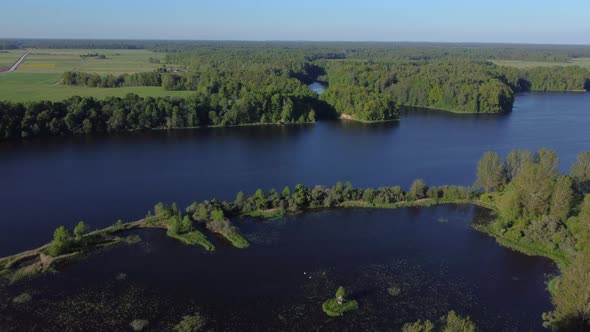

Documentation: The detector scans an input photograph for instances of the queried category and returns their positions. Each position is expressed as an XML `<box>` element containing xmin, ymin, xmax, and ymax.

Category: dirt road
<box><xmin>0</xmin><ymin>49</ymin><xmax>31</xmax><ymax>73</ymax></box>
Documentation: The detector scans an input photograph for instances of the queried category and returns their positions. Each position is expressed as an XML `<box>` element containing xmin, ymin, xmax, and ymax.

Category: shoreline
<box><xmin>0</xmin><ymin>196</ymin><xmax>565</xmax><ymax>285</ymax></box>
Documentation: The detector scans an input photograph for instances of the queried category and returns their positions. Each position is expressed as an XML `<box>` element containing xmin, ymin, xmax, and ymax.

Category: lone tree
<box><xmin>254</xmin><ymin>188</ymin><xmax>267</xmax><ymax>210</ymax></box>
<box><xmin>48</xmin><ymin>226</ymin><xmax>73</xmax><ymax>256</ymax></box>
<box><xmin>73</xmin><ymin>221</ymin><xmax>90</xmax><ymax>240</ymax></box>
<box><xmin>476</xmin><ymin>151</ymin><xmax>504</xmax><ymax>192</ymax></box>
<box><xmin>409</xmin><ymin>179</ymin><xmax>428</xmax><ymax>200</ymax></box>
<box><xmin>513</xmin><ymin>161</ymin><xmax>553</xmax><ymax>217</ymax></box>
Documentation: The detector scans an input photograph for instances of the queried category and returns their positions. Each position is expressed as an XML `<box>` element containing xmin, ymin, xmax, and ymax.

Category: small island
<box><xmin>322</xmin><ymin>286</ymin><xmax>359</xmax><ymax>317</ymax></box>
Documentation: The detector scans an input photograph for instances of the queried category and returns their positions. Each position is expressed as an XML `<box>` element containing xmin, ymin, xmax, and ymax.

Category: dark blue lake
<box><xmin>0</xmin><ymin>92</ymin><xmax>588</xmax><ymax>330</ymax></box>
<box><xmin>1</xmin><ymin>92</ymin><xmax>588</xmax><ymax>255</ymax></box>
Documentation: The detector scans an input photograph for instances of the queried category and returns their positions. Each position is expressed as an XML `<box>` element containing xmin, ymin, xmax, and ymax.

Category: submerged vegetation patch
<box><xmin>12</xmin><ymin>293</ymin><xmax>32</xmax><ymax>304</ymax></box>
<box><xmin>130</xmin><ymin>319</ymin><xmax>149</xmax><ymax>331</ymax></box>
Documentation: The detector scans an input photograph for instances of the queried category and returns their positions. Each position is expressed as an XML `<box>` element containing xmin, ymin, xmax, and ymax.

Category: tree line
<box><xmin>498</xmin><ymin>65</ymin><xmax>590</xmax><ymax>92</ymax></box>
<box><xmin>5</xmin><ymin>39</ymin><xmax>590</xmax><ymax>62</ymax></box>
<box><xmin>474</xmin><ymin>148</ymin><xmax>590</xmax><ymax>331</ymax></box>
<box><xmin>0</xmin><ymin>93</ymin><xmax>318</xmax><ymax>140</ymax></box>
<box><xmin>61</xmin><ymin>71</ymin><xmax>162</xmax><ymax>88</ymax></box>
<box><xmin>321</xmin><ymin>59</ymin><xmax>589</xmax><ymax>118</ymax></box>
<box><xmin>2</xmin><ymin>43</ymin><xmax>590</xmax><ymax>139</ymax></box>
<box><xmin>321</xmin><ymin>60</ymin><xmax>515</xmax><ymax>115</ymax></box>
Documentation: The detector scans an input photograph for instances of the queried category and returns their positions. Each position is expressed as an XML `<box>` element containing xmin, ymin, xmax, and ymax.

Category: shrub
<box><xmin>130</xmin><ymin>319</ymin><xmax>149</xmax><ymax>331</ymax></box>
<box><xmin>174</xmin><ymin>313</ymin><xmax>206</xmax><ymax>332</ymax></box>
<box><xmin>73</xmin><ymin>221</ymin><xmax>90</xmax><ymax>240</ymax></box>
<box><xmin>441</xmin><ymin>311</ymin><xmax>476</xmax><ymax>332</ymax></box>
<box><xmin>387</xmin><ymin>286</ymin><xmax>401</xmax><ymax>296</ymax></box>
<box><xmin>12</xmin><ymin>293</ymin><xmax>32</xmax><ymax>304</ymax></box>
<box><xmin>402</xmin><ymin>320</ymin><xmax>435</xmax><ymax>332</ymax></box>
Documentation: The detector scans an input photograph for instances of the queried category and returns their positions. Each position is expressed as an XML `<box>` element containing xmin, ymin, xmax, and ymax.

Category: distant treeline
<box><xmin>58</xmin><ymin>44</ymin><xmax>589</xmax><ymax>121</ymax></box>
<box><xmin>0</xmin><ymin>93</ymin><xmax>318</xmax><ymax>140</ymax></box>
<box><xmin>0</xmin><ymin>39</ymin><xmax>158</xmax><ymax>50</ymax></box>
<box><xmin>499</xmin><ymin>65</ymin><xmax>590</xmax><ymax>92</ymax></box>
<box><xmin>5</xmin><ymin>39</ymin><xmax>590</xmax><ymax>61</ymax></box>
<box><xmin>61</xmin><ymin>71</ymin><xmax>162</xmax><ymax>88</ymax></box>
<box><xmin>321</xmin><ymin>60</ymin><xmax>515</xmax><ymax>114</ymax></box>
<box><xmin>155</xmin><ymin>41</ymin><xmax>590</xmax><ymax>62</ymax></box>
<box><xmin>321</xmin><ymin>60</ymin><xmax>589</xmax><ymax>115</ymax></box>
<box><xmin>3</xmin><ymin>43</ymin><xmax>590</xmax><ymax>137</ymax></box>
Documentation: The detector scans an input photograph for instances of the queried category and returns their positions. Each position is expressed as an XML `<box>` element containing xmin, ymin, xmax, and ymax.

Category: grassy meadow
<box><xmin>493</xmin><ymin>57</ymin><xmax>590</xmax><ymax>70</ymax></box>
<box><xmin>0</xmin><ymin>49</ymin><xmax>191</xmax><ymax>102</ymax></box>
<box><xmin>0</xmin><ymin>50</ymin><xmax>26</xmax><ymax>69</ymax></box>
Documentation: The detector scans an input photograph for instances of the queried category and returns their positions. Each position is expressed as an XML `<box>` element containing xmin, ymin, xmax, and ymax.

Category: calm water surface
<box><xmin>0</xmin><ymin>92</ymin><xmax>589</xmax><ymax>255</ymax></box>
<box><xmin>1</xmin><ymin>91</ymin><xmax>585</xmax><ymax>330</ymax></box>
<box><xmin>0</xmin><ymin>206</ymin><xmax>555</xmax><ymax>331</ymax></box>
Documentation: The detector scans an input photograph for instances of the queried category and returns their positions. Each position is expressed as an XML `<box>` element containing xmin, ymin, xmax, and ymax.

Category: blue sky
<box><xmin>1</xmin><ymin>0</ymin><xmax>589</xmax><ymax>44</ymax></box>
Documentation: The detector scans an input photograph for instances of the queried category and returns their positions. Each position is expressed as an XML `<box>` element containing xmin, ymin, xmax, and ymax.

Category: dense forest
<box><xmin>65</xmin><ymin>44</ymin><xmax>590</xmax><ymax>116</ymax></box>
<box><xmin>1</xmin><ymin>41</ymin><xmax>590</xmax><ymax>139</ymax></box>
<box><xmin>321</xmin><ymin>60</ymin><xmax>515</xmax><ymax>114</ymax></box>
<box><xmin>0</xmin><ymin>93</ymin><xmax>317</xmax><ymax>139</ymax></box>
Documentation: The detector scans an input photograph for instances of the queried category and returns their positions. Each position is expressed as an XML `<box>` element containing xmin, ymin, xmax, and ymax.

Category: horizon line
<box><xmin>1</xmin><ymin>37</ymin><xmax>590</xmax><ymax>47</ymax></box>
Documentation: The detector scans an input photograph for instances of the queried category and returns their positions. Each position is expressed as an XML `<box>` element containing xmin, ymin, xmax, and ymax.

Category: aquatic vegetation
<box><xmin>440</xmin><ymin>311</ymin><xmax>477</xmax><ymax>332</ymax></box>
<box><xmin>402</xmin><ymin>319</ymin><xmax>435</xmax><ymax>332</ymax></box>
<box><xmin>166</xmin><ymin>229</ymin><xmax>215</xmax><ymax>251</ymax></box>
<box><xmin>174</xmin><ymin>313</ymin><xmax>206</xmax><ymax>332</ymax></box>
<box><xmin>12</xmin><ymin>292</ymin><xmax>32</xmax><ymax>304</ymax></box>
<box><xmin>402</xmin><ymin>311</ymin><xmax>477</xmax><ymax>332</ymax></box>
<box><xmin>387</xmin><ymin>286</ymin><xmax>401</xmax><ymax>297</ymax></box>
<box><xmin>205</xmin><ymin>218</ymin><xmax>249</xmax><ymax>249</ymax></box>
<box><xmin>322</xmin><ymin>286</ymin><xmax>359</xmax><ymax>317</ymax></box>
<box><xmin>242</xmin><ymin>207</ymin><xmax>286</xmax><ymax>220</ymax></box>
<box><xmin>130</xmin><ymin>319</ymin><xmax>149</xmax><ymax>331</ymax></box>
<box><xmin>0</xmin><ymin>222</ymin><xmax>144</xmax><ymax>284</ymax></box>
<box><xmin>124</xmin><ymin>235</ymin><xmax>142</xmax><ymax>244</ymax></box>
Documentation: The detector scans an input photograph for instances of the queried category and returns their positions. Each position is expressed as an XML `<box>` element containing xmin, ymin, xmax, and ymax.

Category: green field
<box><xmin>493</xmin><ymin>57</ymin><xmax>590</xmax><ymax>70</ymax></box>
<box><xmin>0</xmin><ymin>49</ymin><xmax>191</xmax><ymax>102</ymax></box>
<box><xmin>0</xmin><ymin>50</ymin><xmax>26</xmax><ymax>69</ymax></box>
<box><xmin>18</xmin><ymin>49</ymin><xmax>165</xmax><ymax>74</ymax></box>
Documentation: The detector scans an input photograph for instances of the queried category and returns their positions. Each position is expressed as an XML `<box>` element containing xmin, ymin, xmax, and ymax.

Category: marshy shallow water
<box><xmin>0</xmin><ymin>205</ymin><xmax>555</xmax><ymax>331</ymax></box>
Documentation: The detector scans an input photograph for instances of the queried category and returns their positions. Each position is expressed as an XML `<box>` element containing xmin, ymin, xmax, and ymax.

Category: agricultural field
<box><xmin>0</xmin><ymin>49</ymin><xmax>191</xmax><ymax>102</ymax></box>
<box><xmin>492</xmin><ymin>57</ymin><xmax>590</xmax><ymax>70</ymax></box>
<box><xmin>0</xmin><ymin>50</ymin><xmax>26</xmax><ymax>70</ymax></box>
